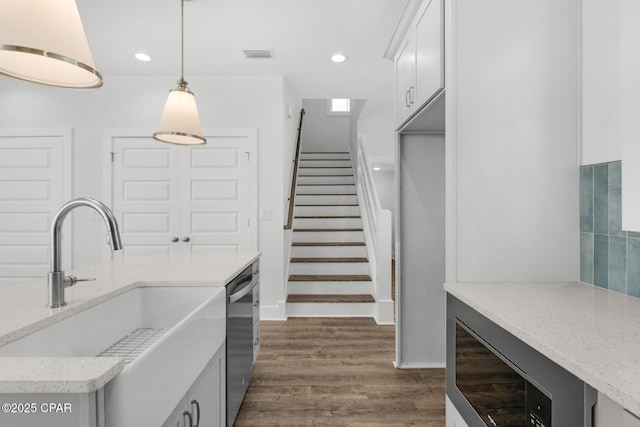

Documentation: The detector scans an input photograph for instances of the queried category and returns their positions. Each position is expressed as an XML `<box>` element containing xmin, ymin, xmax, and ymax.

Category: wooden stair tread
<box><xmin>296</xmin><ymin>193</ymin><xmax>357</xmax><ymax>196</ymax></box>
<box><xmin>297</xmin><ymin>184</ymin><xmax>355</xmax><ymax>187</ymax></box>
<box><xmin>301</xmin><ymin>151</ymin><xmax>349</xmax><ymax>154</ymax></box>
<box><xmin>299</xmin><ymin>166</ymin><xmax>352</xmax><ymax>169</ymax></box>
<box><xmin>290</xmin><ymin>257</ymin><xmax>368</xmax><ymax>263</ymax></box>
<box><xmin>298</xmin><ymin>175</ymin><xmax>354</xmax><ymax>177</ymax></box>
<box><xmin>292</xmin><ymin>242</ymin><xmax>365</xmax><ymax>246</ymax></box>
<box><xmin>295</xmin><ymin>215</ymin><xmax>361</xmax><ymax>218</ymax></box>
<box><xmin>288</xmin><ymin>274</ymin><xmax>372</xmax><ymax>281</ymax></box>
<box><xmin>287</xmin><ymin>294</ymin><xmax>375</xmax><ymax>303</ymax></box>
<box><xmin>293</xmin><ymin>228</ymin><xmax>362</xmax><ymax>232</ymax></box>
<box><xmin>300</xmin><ymin>159</ymin><xmax>351</xmax><ymax>161</ymax></box>
<box><xmin>295</xmin><ymin>204</ymin><xmax>358</xmax><ymax>207</ymax></box>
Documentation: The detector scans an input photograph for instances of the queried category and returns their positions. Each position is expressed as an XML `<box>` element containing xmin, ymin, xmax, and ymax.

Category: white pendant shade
<box><xmin>0</xmin><ymin>0</ymin><xmax>102</xmax><ymax>88</ymax></box>
<box><xmin>153</xmin><ymin>88</ymin><xmax>206</xmax><ymax>145</ymax></box>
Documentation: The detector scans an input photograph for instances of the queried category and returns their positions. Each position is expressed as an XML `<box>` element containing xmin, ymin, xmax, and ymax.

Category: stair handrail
<box><xmin>284</xmin><ymin>108</ymin><xmax>305</xmax><ymax>230</ymax></box>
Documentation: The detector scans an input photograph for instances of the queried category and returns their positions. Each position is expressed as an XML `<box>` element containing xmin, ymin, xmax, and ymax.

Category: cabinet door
<box><xmin>620</xmin><ymin>0</ymin><xmax>640</xmax><ymax>231</ymax></box>
<box><xmin>161</xmin><ymin>396</ymin><xmax>188</xmax><ymax>427</ymax></box>
<box><xmin>445</xmin><ymin>396</ymin><xmax>469</xmax><ymax>427</ymax></box>
<box><xmin>190</xmin><ymin>348</ymin><xmax>225</xmax><ymax>427</ymax></box>
<box><xmin>415</xmin><ymin>0</ymin><xmax>444</xmax><ymax>107</ymax></box>
<box><xmin>396</xmin><ymin>32</ymin><xmax>417</xmax><ymax>124</ymax></box>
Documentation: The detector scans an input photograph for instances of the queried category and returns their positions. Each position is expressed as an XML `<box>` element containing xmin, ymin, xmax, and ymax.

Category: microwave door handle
<box><xmin>229</xmin><ymin>278</ymin><xmax>258</xmax><ymax>303</ymax></box>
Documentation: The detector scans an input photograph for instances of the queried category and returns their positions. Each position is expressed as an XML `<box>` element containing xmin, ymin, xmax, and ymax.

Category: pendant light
<box><xmin>0</xmin><ymin>0</ymin><xmax>102</xmax><ymax>88</ymax></box>
<box><xmin>153</xmin><ymin>0</ymin><xmax>206</xmax><ymax>145</ymax></box>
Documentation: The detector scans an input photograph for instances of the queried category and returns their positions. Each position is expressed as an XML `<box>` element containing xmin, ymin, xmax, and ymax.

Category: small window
<box><xmin>328</xmin><ymin>98</ymin><xmax>350</xmax><ymax>115</ymax></box>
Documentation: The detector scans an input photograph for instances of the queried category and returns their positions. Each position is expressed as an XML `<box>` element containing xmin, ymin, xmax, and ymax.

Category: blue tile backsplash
<box><xmin>580</xmin><ymin>161</ymin><xmax>640</xmax><ymax>297</ymax></box>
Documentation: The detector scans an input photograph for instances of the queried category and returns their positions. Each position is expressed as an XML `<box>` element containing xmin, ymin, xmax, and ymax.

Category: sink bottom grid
<box><xmin>98</xmin><ymin>327</ymin><xmax>169</xmax><ymax>364</ymax></box>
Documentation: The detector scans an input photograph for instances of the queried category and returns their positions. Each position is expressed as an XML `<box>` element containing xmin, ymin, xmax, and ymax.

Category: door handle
<box><xmin>182</xmin><ymin>237</ymin><xmax>190</xmax><ymax>242</ymax></box>
<box><xmin>183</xmin><ymin>410</ymin><xmax>193</xmax><ymax>427</ymax></box>
<box><xmin>171</xmin><ymin>236</ymin><xmax>179</xmax><ymax>242</ymax></box>
<box><xmin>190</xmin><ymin>400</ymin><xmax>200</xmax><ymax>427</ymax></box>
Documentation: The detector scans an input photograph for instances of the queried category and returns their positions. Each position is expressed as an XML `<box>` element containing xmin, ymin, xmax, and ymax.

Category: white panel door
<box><xmin>111</xmin><ymin>137</ymin><xmax>182</xmax><ymax>258</ymax></box>
<box><xmin>0</xmin><ymin>131</ymin><xmax>71</xmax><ymax>285</ymax></box>
<box><xmin>107</xmin><ymin>129</ymin><xmax>257</xmax><ymax>258</ymax></box>
<box><xmin>184</xmin><ymin>136</ymin><xmax>254</xmax><ymax>253</ymax></box>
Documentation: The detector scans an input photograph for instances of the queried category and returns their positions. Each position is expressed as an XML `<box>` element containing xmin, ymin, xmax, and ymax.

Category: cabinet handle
<box><xmin>183</xmin><ymin>410</ymin><xmax>193</xmax><ymax>427</ymax></box>
<box><xmin>190</xmin><ymin>400</ymin><xmax>201</xmax><ymax>427</ymax></box>
<box><xmin>405</xmin><ymin>90</ymin><xmax>411</xmax><ymax>107</ymax></box>
<box><xmin>182</xmin><ymin>237</ymin><xmax>190</xmax><ymax>242</ymax></box>
<box><xmin>409</xmin><ymin>86</ymin><xmax>415</xmax><ymax>104</ymax></box>
<box><xmin>171</xmin><ymin>236</ymin><xmax>179</xmax><ymax>243</ymax></box>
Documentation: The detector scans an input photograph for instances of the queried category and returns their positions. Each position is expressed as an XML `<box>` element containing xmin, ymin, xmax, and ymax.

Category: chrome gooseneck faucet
<box><xmin>48</xmin><ymin>198</ymin><xmax>123</xmax><ymax>308</ymax></box>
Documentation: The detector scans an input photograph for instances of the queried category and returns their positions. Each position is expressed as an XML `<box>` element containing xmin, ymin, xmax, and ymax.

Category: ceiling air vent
<box><xmin>243</xmin><ymin>49</ymin><xmax>274</xmax><ymax>59</ymax></box>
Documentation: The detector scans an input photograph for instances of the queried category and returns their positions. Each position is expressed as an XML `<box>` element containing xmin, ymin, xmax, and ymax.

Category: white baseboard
<box><xmin>374</xmin><ymin>299</ymin><xmax>395</xmax><ymax>325</ymax></box>
<box><xmin>395</xmin><ymin>362</ymin><xmax>446</xmax><ymax>369</ymax></box>
<box><xmin>259</xmin><ymin>301</ymin><xmax>287</xmax><ymax>320</ymax></box>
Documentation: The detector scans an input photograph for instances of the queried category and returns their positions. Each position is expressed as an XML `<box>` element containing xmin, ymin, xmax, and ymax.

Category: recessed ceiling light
<box><xmin>134</xmin><ymin>53</ymin><xmax>152</xmax><ymax>62</ymax></box>
<box><xmin>373</xmin><ymin>166</ymin><xmax>381</xmax><ymax>171</ymax></box>
<box><xmin>331</xmin><ymin>53</ymin><xmax>347</xmax><ymax>63</ymax></box>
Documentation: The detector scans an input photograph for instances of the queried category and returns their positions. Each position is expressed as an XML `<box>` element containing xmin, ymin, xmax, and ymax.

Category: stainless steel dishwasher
<box><xmin>226</xmin><ymin>261</ymin><xmax>259</xmax><ymax>427</ymax></box>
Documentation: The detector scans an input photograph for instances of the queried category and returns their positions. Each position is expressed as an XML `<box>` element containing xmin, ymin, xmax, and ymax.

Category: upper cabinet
<box><xmin>583</xmin><ymin>0</ymin><xmax>640</xmax><ymax>231</ymax></box>
<box><xmin>620</xmin><ymin>0</ymin><xmax>640</xmax><ymax>231</ymax></box>
<box><xmin>393</xmin><ymin>0</ymin><xmax>444</xmax><ymax>126</ymax></box>
<box><xmin>415</xmin><ymin>0</ymin><xmax>444</xmax><ymax>107</ymax></box>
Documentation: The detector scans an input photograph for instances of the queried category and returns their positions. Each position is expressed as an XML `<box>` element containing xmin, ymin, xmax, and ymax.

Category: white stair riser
<box><xmin>286</xmin><ymin>302</ymin><xmax>375</xmax><ymax>318</ymax></box>
<box><xmin>293</xmin><ymin>217</ymin><xmax>362</xmax><ymax>228</ymax></box>
<box><xmin>296</xmin><ymin>184</ymin><xmax>356</xmax><ymax>195</ymax></box>
<box><xmin>298</xmin><ymin>167</ymin><xmax>352</xmax><ymax>176</ymax></box>
<box><xmin>291</xmin><ymin>245</ymin><xmax>367</xmax><ymax>258</ymax></box>
<box><xmin>298</xmin><ymin>160</ymin><xmax>352</xmax><ymax>168</ymax></box>
<box><xmin>297</xmin><ymin>176</ymin><xmax>354</xmax><ymax>185</ymax></box>
<box><xmin>294</xmin><ymin>205</ymin><xmax>361</xmax><ymax>216</ymax></box>
<box><xmin>289</xmin><ymin>262</ymin><xmax>371</xmax><ymax>275</ymax></box>
<box><xmin>287</xmin><ymin>281</ymin><xmax>373</xmax><ymax>295</ymax></box>
<box><xmin>300</xmin><ymin>153</ymin><xmax>350</xmax><ymax>160</ymax></box>
<box><xmin>296</xmin><ymin>194</ymin><xmax>357</xmax><ymax>205</ymax></box>
<box><xmin>293</xmin><ymin>231</ymin><xmax>364</xmax><ymax>242</ymax></box>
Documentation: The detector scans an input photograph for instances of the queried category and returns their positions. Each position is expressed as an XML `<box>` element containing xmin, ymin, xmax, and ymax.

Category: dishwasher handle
<box><xmin>229</xmin><ymin>277</ymin><xmax>258</xmax><ymax>303</ymax></box>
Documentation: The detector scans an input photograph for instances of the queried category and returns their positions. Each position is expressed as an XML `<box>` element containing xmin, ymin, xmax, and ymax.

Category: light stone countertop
<box><xmin>444</xmin><ymin>281</ymin><xmax>640</xmax><ymax>418</ymax></box>
<box><xmin>0</xmin><ymin>251</ymin><xmax>260</xmax><ymax>394</ymax></box>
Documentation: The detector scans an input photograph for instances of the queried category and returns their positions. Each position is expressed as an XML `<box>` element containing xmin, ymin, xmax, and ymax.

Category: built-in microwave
<box><xmin>455</xmin><ymin>321</ymin><xmax>551</xmax><ymax>427</ymax></box>
<box><xmin>446</xmin><ymin>293</ymin><xmax>597</xmax><ymax>427</ymax></box>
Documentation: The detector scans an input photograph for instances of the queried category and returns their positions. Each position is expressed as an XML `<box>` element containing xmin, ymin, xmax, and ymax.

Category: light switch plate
<box><xmin>260</xmin><ymin>208</ymin><xmax>272</xmax><ymax>221</ymax></box>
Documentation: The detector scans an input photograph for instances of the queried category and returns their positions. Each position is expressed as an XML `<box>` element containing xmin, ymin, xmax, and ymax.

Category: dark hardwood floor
<box><xmin>234</xmin><ymin>317</ymin><xmax>446</xmax><ymax>426</ymax></box>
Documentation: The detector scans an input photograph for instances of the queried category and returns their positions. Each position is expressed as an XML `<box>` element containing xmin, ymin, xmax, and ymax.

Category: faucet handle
<box><xmin>64</xmin><ymin>275</ymin><xmax>96</xmax><ymax>288</ymax></box>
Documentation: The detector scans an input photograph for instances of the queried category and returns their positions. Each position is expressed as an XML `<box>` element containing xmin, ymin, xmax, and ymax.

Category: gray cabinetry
<box><xmin>162</xmin><ymin>344</ymin><xmax>226</xmax><ymax>427</ymax></box>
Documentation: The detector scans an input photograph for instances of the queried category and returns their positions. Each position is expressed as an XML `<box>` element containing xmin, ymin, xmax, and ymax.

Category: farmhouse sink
<box><xmin>0</xmin><ymin>285</ymin><xmax>226</xmax><ymax>427</ymax></box>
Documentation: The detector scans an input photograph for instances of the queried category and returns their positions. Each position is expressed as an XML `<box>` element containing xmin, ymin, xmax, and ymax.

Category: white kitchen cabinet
<box><xmin>395</xmin><ymin>0</ymin><xmax>444</xmax><ymax>126</ymax></box>
<box><xmin>595</xmin><ymin>392</ymin><xmax>640</xmax><ymax>427</ymax></box>
<box><xmin>445</xmin><ymin>395</ymin><xmax>469</xmax><ymax>427</ymax></box>
<box><xmin>620</xmin><ymin>0</ymin><xmax>640</xmax><ymax>231</ymax></box>
<box><xmin>163</xmin><ymin>345</ymin><xmax>226</xmax><ymax>427</ymax></box>
<box><xmin>415</xmin><ymin>0</ymin><xmax>444</xmax><ymax>107</ymax></box>
<box><xmin>582</xmin><ymin>0</ymin><xmax>640</xmax><ymax>230</ymax></box>
<box><xmin>396</xmin><ymin>32</ymin><xmax>417</xmax><ymax>124</ymax></box>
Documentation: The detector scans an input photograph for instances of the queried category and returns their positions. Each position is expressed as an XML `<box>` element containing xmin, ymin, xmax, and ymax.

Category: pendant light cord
<box><xmin>181</xmin><ymin>0</ymin><xmax>184</xmax><ymax>82</ymax></box>
<box><xmin>178</xmin><ymin>0</ymin><xmax>187</xmax><ymax>89</ymax></box>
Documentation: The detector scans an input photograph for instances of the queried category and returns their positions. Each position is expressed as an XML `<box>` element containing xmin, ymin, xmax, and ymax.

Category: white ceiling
<box><xmin>77</xmin><ymin>0</ymin><xmax>407</xmax><ymax>99</ymax></box>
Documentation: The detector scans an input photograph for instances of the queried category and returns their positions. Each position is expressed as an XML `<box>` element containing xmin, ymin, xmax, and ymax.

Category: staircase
<box><xmin>286</xmin><ymin>151</ymin><xmax>375</xmax><ymax>317</ymax></box>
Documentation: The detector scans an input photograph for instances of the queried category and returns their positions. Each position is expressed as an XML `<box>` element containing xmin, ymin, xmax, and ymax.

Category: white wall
<box><xmin>397</xmin><ymin>134</ymin><xmax>445</xmax><ymax>366</ymax></box>
<box><xmin>301</xmin><ymin>99</ymin><xmax>350</xmax><ymax>152</ymax></box>
<box><xmin>448</xmin><ymin>0</ymin><xmax>580</xmax><ymax>282</ymax></box>
<box><xmin>0</xmin><ymin>74</ymin><xmax>288</xmax><ymax>319</ymax></box>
